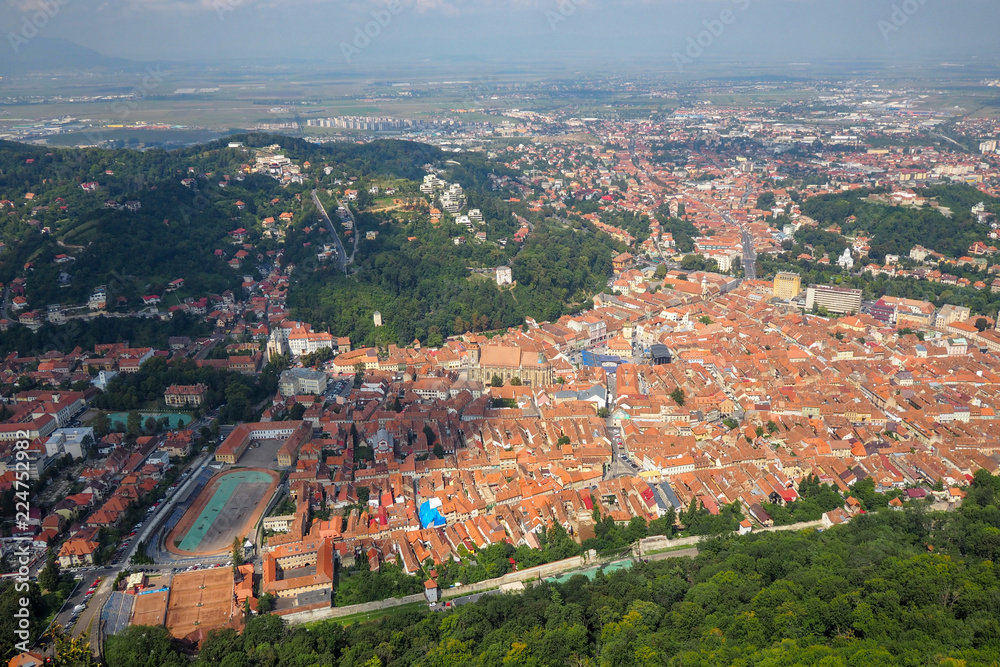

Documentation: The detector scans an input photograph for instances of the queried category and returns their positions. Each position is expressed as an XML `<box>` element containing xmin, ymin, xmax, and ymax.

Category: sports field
<box><xmin>106</xmin><ymin>412</ymin><xmax>193</xmax><ymax>429</ymax></box>
<box><xmin>164</xmin><ymin>569</ymin><xmax>235</xmax><ymax>638</ymax></box>
<box><xmin>130</xmin><ymin>589</ymin><xmax>169</xmax><ymax>627</ymax></box>
<box><xmin>167</xmin><ymin>469</ymin><xmax>279</xmax><ymax>557</ymax></box>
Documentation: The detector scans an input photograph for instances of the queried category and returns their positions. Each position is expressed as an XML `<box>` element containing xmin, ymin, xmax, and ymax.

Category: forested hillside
<box><xmin>801</xmin><ymin>185</ymin><xmax>1000</xmax><ymax>261</ymax></box>
<box><xmin>0</xmin><ymin>136</ymin><xmax>442</xmax><ymax>308</ymax></box>
<box><xmin>285</xmin><ymin>211</ymin><xmax>622</xmax><ymax>347</ymax></box>
<box><xmin>101</xmin><ymin>471</ymin><xmax>1000</xmax><ymax>667</ymax></box>
<box><xmin>0</xmin><ymin>133</ymin><xmax>626</xmax><ymax>350</ymax></box>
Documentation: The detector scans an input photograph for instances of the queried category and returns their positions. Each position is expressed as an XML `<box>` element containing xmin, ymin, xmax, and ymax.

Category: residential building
<box><xmin>163</xmin><ymin>384</ymin><xmax>208</xmax><ymax>408</ymax></box>
<box><xmin>279</xmin><ymin>368</ymin><xmax>328</xmax><ymax>397</ymax></box>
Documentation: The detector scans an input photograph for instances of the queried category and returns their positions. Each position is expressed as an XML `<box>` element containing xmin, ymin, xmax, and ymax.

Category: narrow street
<box><xmin>741</xmin><ymin>227</ymin><xmax>758</xmax><ymax>281</ymax></box>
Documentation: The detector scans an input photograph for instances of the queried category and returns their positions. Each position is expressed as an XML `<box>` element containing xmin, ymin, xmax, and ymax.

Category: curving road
<box><xmin>59</xmin><ymin>434</ymin><xmax>220</xmax><ymax>652</ymax></box>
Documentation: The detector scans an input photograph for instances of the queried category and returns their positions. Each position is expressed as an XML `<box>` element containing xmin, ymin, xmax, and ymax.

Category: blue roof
<box><xmin>581</xmin><ymin>350</ymin><xmax>627</xmax><ymax>368</ymax></box>
<box><xmin>418</xmin><ymin>500</ymin><xmax>446</xmax><ymax>528</ymax></box>
<box><xmin>659</xmin><ymin>482</ymin><xmax>682</xmax><ymax>509</ymax></box>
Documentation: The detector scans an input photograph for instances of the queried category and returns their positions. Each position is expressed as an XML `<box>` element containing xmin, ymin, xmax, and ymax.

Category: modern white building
<box><xmin>44</xmin><ymin>427</ymin><xmax>94</xmax><ymax>460</ymax></box>
<box><xmin>805</xmin><ymin>284</ymin><xmax>862</xmax><ymax>315</ymax></box>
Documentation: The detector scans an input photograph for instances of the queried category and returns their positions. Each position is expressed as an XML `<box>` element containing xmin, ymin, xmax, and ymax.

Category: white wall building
<box><xmin>496</xmin><ymin>266</ymin><xmax>513</xmax><ymax>286</ymax></box>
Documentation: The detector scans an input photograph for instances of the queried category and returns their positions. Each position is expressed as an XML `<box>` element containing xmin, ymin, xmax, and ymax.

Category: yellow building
<box><xmin>772</xmin><ymin>272</ymin><xmax>802</xmax><ymax>300</ymax></box>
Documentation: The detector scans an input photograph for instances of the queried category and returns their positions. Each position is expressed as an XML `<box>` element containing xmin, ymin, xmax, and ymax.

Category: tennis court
<box><xmin>164</xmin><ymin>569</ymin><xmax>234</xmax><ymax>638</ymax></box>
<box><xmin>167</xmin><ymin>468</ymin><xmax>279</xmax><ymax>556</ymax></box>
<box><xmin>130</xmin><ymin>589</ymin><xmax>169</xmax><ymax>627</ymax></box>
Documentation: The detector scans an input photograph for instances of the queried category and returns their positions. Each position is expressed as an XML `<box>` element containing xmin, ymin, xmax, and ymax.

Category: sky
<box><xmin>2</xmin><ymin>0</ymin><xmax>1000</xmax><ymax>71</ymax></box>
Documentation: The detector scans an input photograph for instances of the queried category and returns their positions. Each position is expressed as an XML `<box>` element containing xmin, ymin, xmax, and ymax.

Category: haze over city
<box><xmin>2</xmin><ymin>0</ymin><xmax>1000</xmax><ymax>67</ymax></box>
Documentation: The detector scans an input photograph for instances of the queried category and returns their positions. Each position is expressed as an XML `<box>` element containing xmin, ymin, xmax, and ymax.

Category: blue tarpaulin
<box><xmin>419</xmin><ymin>500</ymin><xmax>446</xmax><ymax>528</ymax></box>
<box><xmin>581</xmin><ymin>350</ymin><xmax>626</xmax><ymax>371</ymax></box>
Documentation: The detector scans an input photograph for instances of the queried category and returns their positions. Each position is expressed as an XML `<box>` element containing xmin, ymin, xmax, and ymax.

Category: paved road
<box><xmin>71</xmin><ymin>568</ymin><xmax>116</xmax><ymax>646</ymax></box>
<box><xmin>62</xmin><ymin>443</ymin><xmax>217</xmax><ymax>646</ymax></box>
<box><xmin>606</xmin><ymin>428</ymin><xmax>641</xmax><ymax>480</ymax></box>
<box><xmin>442</xmin><ymin>589</ymin><xmax>501</xmax><ymax>609</ymax></box>
<box><xmin>194</xmin><ymin>335</ymin><xmax>224</xmax><ymax>361</ymax></box>
<box><xmin>741</xmin><ymin>227</ymin><xmax>758</xmax><ymax>280</ymax></box>
<box><xmin>647</xmin><ymin>546</ymin><xmax>699</xmax><ymax>562</ymax></box>
<box><xmin>738</xmin><ymin>182</ymin><xmax>757</xmax><ymax>279</ymax></box>
<box><xmin>311</xmin><ymin>189</ymin><xmax>348</xmax><ymax>273</ymax></box>
<box><xmin>931</xmin><ymin>132</ymin><xmax>967</xmax><ymax>151</ymax></box>
<box><xmin>125</xmin><ymin>450</ymin><xmax>214</xmax><ymax>565</ymax></box>
<box><xmin>694</xmin><ymin>152</ymin><xmax>756</xmax><ymax>281</ymax></box>
<box><xmin>49</xmin><ymin>573</ymin><xmax>88</xmax><ymax>634</ymax></box>
<box><xmin>339</xmin><ymin>198</ymin><xmax>360</xmax><ymax>264</ymax></box>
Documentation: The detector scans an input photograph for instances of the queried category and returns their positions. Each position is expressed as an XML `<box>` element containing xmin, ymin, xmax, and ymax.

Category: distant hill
<box><xmin>0</xmin><ymin>37</ymin><xmax>138</xmax><ymax>74</ymax></box>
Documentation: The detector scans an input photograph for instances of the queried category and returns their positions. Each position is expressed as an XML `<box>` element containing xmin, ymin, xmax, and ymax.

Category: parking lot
<box><xmin>324</xmin><ymin>378</ymin><xmax>351</xmax><ymax>401</ymax></box>
<box><xmin>234</xmin><ymin>438</ymin><xmax>286</xmax><ymax>468</ymax></box>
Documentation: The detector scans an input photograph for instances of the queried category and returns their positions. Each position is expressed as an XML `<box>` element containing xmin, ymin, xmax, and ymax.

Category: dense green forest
<box><xmin>511</xmin><ymin>221</ymin><xmax>621</xmax><ymax>322</ymax></box>
<box><xmin>287</xmin><ymin>213</ymin><xmax>622</xmax><ymax>347</ymax></box>
<box><xmin>97</xmin><ymin>470</ymin><xmax>1000</xmax><ymax>667</ymax></box>
<box><xmin>332</xmin><ymin>500</ymin><xmax>755</xmax><ymax>610</ymax></box>
<box><xmin>0</xmin><ymin>135</ymin><xmax>442</xmax><ymax>309</ymax></box>
<box><xmin>599</xmin><ymin>211</ymin><xmax>651</xmax><ymax>244</ymax></box>
<box><xmin>0</xmin><ymin>313</ymin><xmax>209</xmax><ymax>357</ymax></box>
<box><xmin>90</xmin><ymin>354</ymin><xmax>282</xmax><ymax>424</ymax></box>
<box><xmin>792</xmin><ymin>226</ymin><xmax>849</xmax><ymax>259</ymax></box>
<box><xmin>801</xmin><ymin>185</ymin><xmax>999</xmax><ymax>261</ymax></box>
<box><xmin>654</xmin><ymin>207</ymin><xmax>701</xmax><ymax>253</ymax></box>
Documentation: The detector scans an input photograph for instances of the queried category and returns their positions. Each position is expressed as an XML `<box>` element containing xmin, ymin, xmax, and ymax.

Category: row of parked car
<box><xmin>65</xmin><ymin>576</ymin><xmax>103</xmax><ymax>629</ymax></box>
<box><xmin>115</xmin><ymin>468</ymin><xmax>194</xmax><ymax>563</ymax></box>
<box><xmin>611</xmin><ymin>431</ymin><xmax>641</xmax><ymax>471</ymax></box>
<box><xmin>150</xmin><ymin>560</ymin><xmax>234</xmax><ymax>575</ymax></box>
